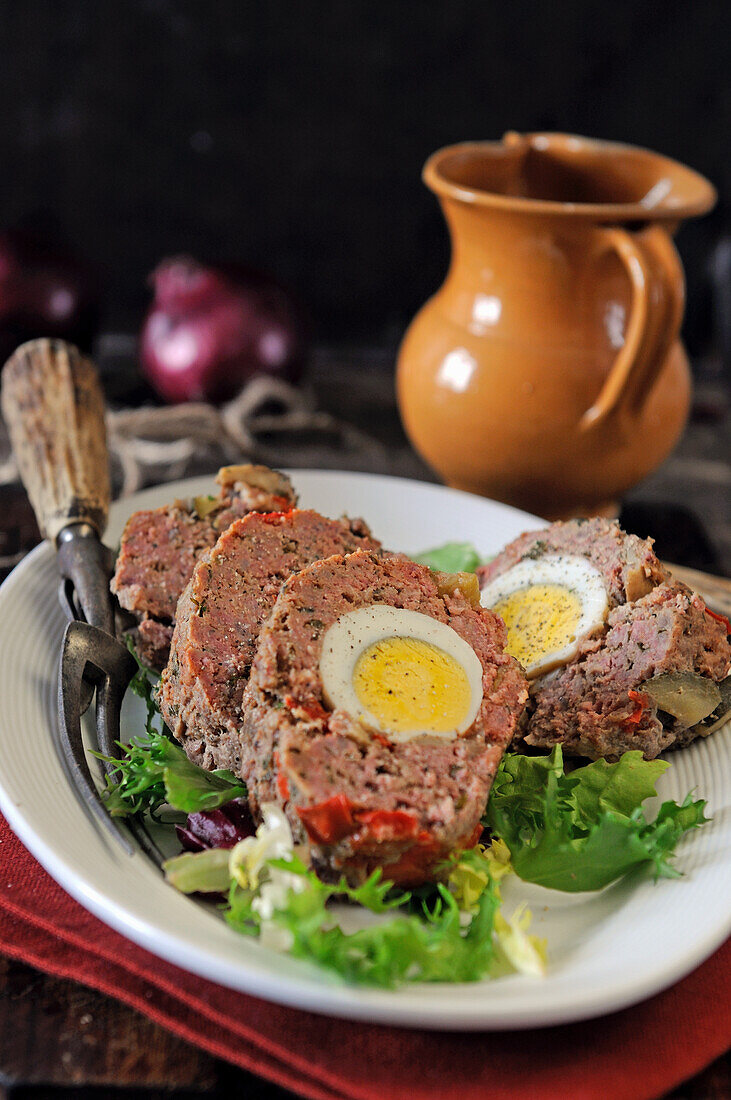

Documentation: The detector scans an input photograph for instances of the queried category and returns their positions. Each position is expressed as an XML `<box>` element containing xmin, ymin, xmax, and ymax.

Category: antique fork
<box><xmin>2</xmin><ymin>339</ymin><xmax>143</xmax><ymax>855</ymax></box>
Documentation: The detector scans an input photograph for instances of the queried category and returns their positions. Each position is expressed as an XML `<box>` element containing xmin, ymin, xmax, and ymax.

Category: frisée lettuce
<box><xmin>163</xmin><ymin>806</ymin><xmax>546</xmax><ymax>987</ymax></box>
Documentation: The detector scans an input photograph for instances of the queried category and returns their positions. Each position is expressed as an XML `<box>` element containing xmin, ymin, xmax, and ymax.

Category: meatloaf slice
<box><xmin>526</xmin><ymin>581</ymin><xmax>731</xmax><ymax>760</ymax></box>
<box><xmin>112</xmin><ymin>464</ymin><xmax>296</xmax><ymax>668</ymax></box>
<box><xmin>242</xmin><ymin>551</ymin><xmax>528</xmax><ymax>887</ymax></box>
<box><xmin>478</xmin><ymin>518</ymin><xmax>670</xmax><ymax>608</ymax></box>
<box><xmin>159</xmin><ymin>510</ymin><xmax>381</xmax><ymax>772</ymax></box>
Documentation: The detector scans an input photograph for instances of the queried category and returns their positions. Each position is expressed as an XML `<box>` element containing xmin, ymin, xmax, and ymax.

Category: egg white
<box><xmin>479</xmin><ymin>554</ymin><xmax>609</xmax><ymax>678</ymax></box>
<box><xmin>319</xmin><ymin>605</ymin><xmax>484</xmax><ymax>742</ymax></box>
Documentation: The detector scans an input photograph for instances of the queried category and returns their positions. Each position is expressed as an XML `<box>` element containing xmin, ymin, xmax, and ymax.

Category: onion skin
<box><xmin>139</xmin><ymin>256</ymin><xmax>308</xmax><ymax>404</ymax></box>
<box><xmin>0</xmin><ymin>229</ymin><xmax>98</xmax><ymax>361</ymax></box>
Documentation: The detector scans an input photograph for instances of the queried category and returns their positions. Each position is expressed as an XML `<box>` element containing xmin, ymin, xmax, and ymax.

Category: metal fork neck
<box><xmin>56</xmin><ymin>522</ymin><xmax>116</xmax><ymax>635</ymax></box>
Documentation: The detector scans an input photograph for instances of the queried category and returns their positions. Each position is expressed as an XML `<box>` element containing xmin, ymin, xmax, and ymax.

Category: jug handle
<box><xmin>580</xmin><ymin>226</ymin><xmax>684</xmax><ymax>432</ymax></box>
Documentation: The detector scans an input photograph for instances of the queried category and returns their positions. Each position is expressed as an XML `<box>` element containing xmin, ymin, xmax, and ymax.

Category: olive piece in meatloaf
<box><xmin>241</xmin><ymin>550</ymin><xmax>528</xmax><ymax>887</ymax></box>
<box><xmin>111</xmin><ymin>464</ymin><xmax>297</xmax><ymax>669</ymax></box>
<box><xmin>158</xmin><ymin>509</ymin><xmax>381</xmax><ymax>771</ymax></box>
<box><xmin>479</xmin><ymin>519</ymin><xmax>730</xmax><ymax>760</ymax></box>
<box><xmin>477</xmin><ymin>517</ymin><xmax>670</xmax><ymax>607</ymax></box>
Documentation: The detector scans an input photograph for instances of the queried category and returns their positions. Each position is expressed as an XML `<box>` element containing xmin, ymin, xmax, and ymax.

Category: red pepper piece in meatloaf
<box><xmin>241</xmin><ymin>550</ymin><xmax>528</xmax><ymax>887</ymax></box>
<box><xmin>478</xmin><ymin>517</ymin><xmax>670</xmax><ymax>607</ymax></box>
<box><xmin>158</xmin><ymin>509</ymin><xmax>381</xmax><ymax>772</ymax></box>
<box><xmin>525</xmin><ymin>581</ymin><xmax>730</xmax><ymax>760</ymax></box>
<box><xmin>111</xmin><ymin>465</ymin><xmax>297</xmax><ymax>669</ymax></box>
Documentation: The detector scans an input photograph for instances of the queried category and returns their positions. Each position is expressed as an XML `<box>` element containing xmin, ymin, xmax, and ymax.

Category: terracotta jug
<box><xmin>396</xmin><ymin>133</ymin><xmax>716</xmax><ymax>518</ymax></box>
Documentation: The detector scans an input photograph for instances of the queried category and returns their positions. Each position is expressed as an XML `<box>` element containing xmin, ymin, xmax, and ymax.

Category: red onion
<box><xmin>0</xmin><ymin>229</ymin><xmax>98</xmax><ymax>362</ymax></box>
<box><xmin>139</xmin><ymin>256</ymin><xmax>307</xmax><ymax>404</ymax></box>
<box><xmin>176</xmin><ymin>799</ymin><xmax>255</xmax><ymax>852</ymax></box>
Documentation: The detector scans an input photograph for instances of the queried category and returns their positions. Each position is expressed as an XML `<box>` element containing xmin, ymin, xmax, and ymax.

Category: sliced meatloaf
<box><xmin>525</xmin><ymin>581</ymin><xmax>730</xmax><ymax>760</ymax></box>
<box><xmin>112</xmin><ymin>464</ymin><xmax>296</xmax><ymax>668</ymax></box>
<box><xmin>480</xmin><ymin>519</ymin><xmax>730</xmax><ymax>760</ymax></box>
<box><xmin>478</xmin><ymin>518</ymin><xmax>670</xmax><ymax>608</ymax></box>
<box><xmin>241</xmin><ymin>551</ymin><xmax>528</xmax><ymax>886</ymax></box>
<box><xmin>159</xmin><ymin>509</ymin><xmax>381</xmax><ymax>770</ymax></box>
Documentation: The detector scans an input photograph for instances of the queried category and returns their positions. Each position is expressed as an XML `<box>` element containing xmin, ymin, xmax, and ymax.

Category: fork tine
<box><xmin>58</xmin><ymin>622</ymin><xmax>134</xmax><ymax>855</ymax></box>
<box><xmin>94</xmin><ymin>643</ymin><xmax>167</xmax><ymax>867</ymax></box>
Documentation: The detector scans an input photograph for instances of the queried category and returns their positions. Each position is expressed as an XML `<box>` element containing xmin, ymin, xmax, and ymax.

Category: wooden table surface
<box><xmin>0</xmin><ymin>348</ymin><xmax>728</xmax><ymax>1099</ymax></box>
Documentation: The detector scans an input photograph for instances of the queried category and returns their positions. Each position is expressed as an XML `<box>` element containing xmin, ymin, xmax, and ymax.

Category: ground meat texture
<box><xmin>136</xmin><ymin>616</ymin><xmax>179</xmax><ymax>671</ymax></box>
<box><xmin>159</xmin><ymin>510</ymin><xmax>381</xmax><ymax>774</ymax></box>
<box><xmin>111</xmin><ymin>465</ymin><xmax>297</xmax><ymax>669</ymax></box>
<box><xmin>478</xmin><ymin>518</ymin><xmax>670</xmax><ymax>608</ymax></box>
<box><xmin>242</xmin><ymin>550</ymin><xmax>528</xmax><ymax>887</ymax></box>
<box><xmin>525</xmin><ymin>582</ymin><xmax>731</xmax><ymax>760</ymax></box>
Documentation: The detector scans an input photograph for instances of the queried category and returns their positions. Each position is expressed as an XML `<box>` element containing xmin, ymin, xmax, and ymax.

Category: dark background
<box><xmin>0</xmin><ymin>0</ymin><xmax>728</xmax><ymax>352</ymax></box>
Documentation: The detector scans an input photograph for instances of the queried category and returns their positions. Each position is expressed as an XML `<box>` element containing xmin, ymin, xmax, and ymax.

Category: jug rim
<box><xmin>423</xmin><ymin>133</ymin><xmax>717</xmax><ymax>221</ymax></box>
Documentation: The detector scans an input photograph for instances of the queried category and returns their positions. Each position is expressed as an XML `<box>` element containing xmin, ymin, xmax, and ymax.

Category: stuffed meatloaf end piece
<box><xmin>112</xmin><ymin>464</ymin><xmax>296</xmax><ymax>669</ymax></box>
<box><xmin>159</xmin><ymin>509</ymin><xmax>381</xmax><ymax>770</ymax></box>
<box><xmin>526</xmin><ymin>581</ymin><xmax>730</xmax><ymax>759</ymax></box>
<box><xmin>477</xmin><ymin>517</ymin><xmax>670</xmax><ymax>607</ymax></box>
<box><xmin>478</xmin><ymin>518</ymin><xmax>730</xmax><ymax>760</ymax></box>
<box><xmin>241</xmin><ymin>550</ymin><xmax>528</xmax><ymax>887</ymax></box>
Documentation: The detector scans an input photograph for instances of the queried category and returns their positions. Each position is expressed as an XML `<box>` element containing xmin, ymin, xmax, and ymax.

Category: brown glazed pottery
<box><xmin>396</xmin><ymin>133</ymin><xmax>716</xmax><ymax>518</ymax></box>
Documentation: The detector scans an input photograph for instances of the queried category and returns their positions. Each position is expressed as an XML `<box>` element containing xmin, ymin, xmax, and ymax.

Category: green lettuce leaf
<box><xmin>162</xmin><ymin>848</ymin><xmax>233</xmax><ymax>894</ymax></box>
<box><xmin>568</xmin><ymin>753</ymin><xmax>668</xmax><ymax>824</ymax></box>
<box><xmin>484</xmin><ymin>747</ymin><xmax>708</xmax><ymax>892</ymax></box>
<box><xmin>99</xmin><ymin>727</ymin><xmax>247</xmax><ymax>817</ymax></box>
<box><xmin>97</xmin><ymin>643</ymin><xmax>246</xmax><ymax>817</ymax></box>
<box><xmin>412</xmin><ymin>542</ymin><xmax>482</xmax><ymax>573</ymax></box>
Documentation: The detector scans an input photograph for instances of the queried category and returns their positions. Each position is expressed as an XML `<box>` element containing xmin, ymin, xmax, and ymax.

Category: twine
<box><xmin>0</xmin><ymin>374</ymin><xmax>388</xmax><ymax>499</ymax></box>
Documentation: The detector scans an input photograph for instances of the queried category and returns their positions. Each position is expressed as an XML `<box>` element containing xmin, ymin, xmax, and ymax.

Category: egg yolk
<box><xmin>493</xmin><ymin>584</ymin><xmax>583</xmax><ymax>669</ymax></box>
<box><xmin>352</xmin><ymin>637</ymin><xmax>472</xmax><ymax>736</ymax></box>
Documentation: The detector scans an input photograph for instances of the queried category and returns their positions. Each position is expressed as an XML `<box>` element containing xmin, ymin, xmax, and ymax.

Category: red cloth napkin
<box><xmin>0</xmin><ymin>813</ymin><xmax>728</xmax><ymax>1100</ymax></box>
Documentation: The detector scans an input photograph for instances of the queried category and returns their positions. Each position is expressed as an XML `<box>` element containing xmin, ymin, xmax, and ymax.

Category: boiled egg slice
<box><xmin>319</xmin><ymin>605</ymin><xmax>483</xmax><ymax>743</ymax></box>
<box><xmin>480</xmin><ymin>554</ymin><xmax>608</xmax><ymax>678</ymax></box>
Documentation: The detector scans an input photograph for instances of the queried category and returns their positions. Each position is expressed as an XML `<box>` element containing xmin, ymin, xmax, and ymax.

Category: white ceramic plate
<box><xmin>0</xmin><ymin>470</ymin><xmax>728</xmax><ymax>1031</ymax></box>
